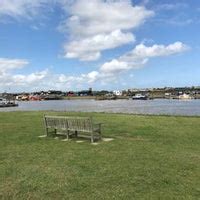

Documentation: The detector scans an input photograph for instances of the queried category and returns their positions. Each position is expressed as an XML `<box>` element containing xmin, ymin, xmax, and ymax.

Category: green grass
<box><xmin>0</xmin><ymin>111</ymin><xmax>200</xmax><ymax>199</ymax></box>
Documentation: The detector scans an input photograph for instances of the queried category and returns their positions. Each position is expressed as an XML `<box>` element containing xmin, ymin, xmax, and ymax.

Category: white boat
<box><xmin>178</xmin><ymin>93</ymin><xmax>192</xmax><ymax>100</ymax></box>
<box><xmin>132</xmin><ymin>94</ymin><xmax>148</xmax><ymax>100</ymax></box>
<box><xmin>0</xmin><ymin>98</ymin><xmax>18</xmax><ymax>107</ymax></box>
<box><xmin>0</xmin><ymin>98</ymin><xmax>7</xmax><ymax>104</ymax></box>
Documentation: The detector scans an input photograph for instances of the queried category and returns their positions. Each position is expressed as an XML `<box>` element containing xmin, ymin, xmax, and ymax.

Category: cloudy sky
<box><xmin>0</xmin><ymin>0</ymin><xmax>200</xmax><ymax>92</ymax></box>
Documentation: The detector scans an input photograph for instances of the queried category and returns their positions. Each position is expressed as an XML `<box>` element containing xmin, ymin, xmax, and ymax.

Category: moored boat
<box><xmin>178</xmin><ymin>93</ymin><xmax>193</xmax><ymax>100</ymax></box>
<box><xmin>132</xmin><ymin>94</ymin><xmax>148</xmax><ymax>100</ymax></box>
<box><xmin>0</xmin><ymin>98</ymin><xmax>18</xmax><ymax>107</ymax></box>
<box><xmin>0</xmin><ymin>101</ymin><xmax>18</xmax><ymax>107</ymax></box>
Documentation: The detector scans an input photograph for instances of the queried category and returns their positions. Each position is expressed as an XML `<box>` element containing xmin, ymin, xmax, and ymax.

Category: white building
<box><xmin>113</xmin><ymin>90</ymin><xmax>122</xmax><ymax>96</ymax></box>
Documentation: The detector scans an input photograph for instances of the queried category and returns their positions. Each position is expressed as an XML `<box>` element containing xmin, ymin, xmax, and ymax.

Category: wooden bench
<box><xmin>44</xmin><ymin>115</ymin><xmax>102</xmax><ymax>143</ymax></box>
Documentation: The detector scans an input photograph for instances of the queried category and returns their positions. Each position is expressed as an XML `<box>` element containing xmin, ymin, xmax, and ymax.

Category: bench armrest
<box><xmin>94</xmin><ymin>123</ymin><xmax>103</xmax><ymax>125</ymax></box>
<box><xmin>93</xmin><ymin>123</ymin><xmax>103</xmax><ymax>130</ymax></box>
<box><xmin>93</xmin><ymin>123</ymin><xmax>103</xmax><ymax>128</ymax></box>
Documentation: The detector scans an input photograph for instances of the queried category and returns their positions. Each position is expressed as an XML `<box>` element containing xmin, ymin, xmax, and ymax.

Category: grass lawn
<box><xmin>0</xmin><ymin>111</ymin><xmax>200</xmax><ymax>199</ymax></box>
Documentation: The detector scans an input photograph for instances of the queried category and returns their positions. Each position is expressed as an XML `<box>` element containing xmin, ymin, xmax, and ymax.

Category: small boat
<box><xmin>0</xmin><ymin>102</ymin><xmax>18</xmax><ymax>107</ymax></box>
<box><xmin>178</xmin><ymin>93</ymin><xmax>192</xmax><ymax>100</ymax></box>
<box><xmin>0</xmin><ymin>98</ymin><xmax>18</xmax><ymax>108</ymax></box>
<box><xmin>132</xmin><ymin>94</ymin><xmax>148</xmax><ymax>100</ymax></box>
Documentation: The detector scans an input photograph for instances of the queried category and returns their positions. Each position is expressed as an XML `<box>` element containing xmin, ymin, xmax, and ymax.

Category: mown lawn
<box><xmin>0</xmin><ymin>111</ymin><xmax>200</xmax><ymax>199</ymax></box>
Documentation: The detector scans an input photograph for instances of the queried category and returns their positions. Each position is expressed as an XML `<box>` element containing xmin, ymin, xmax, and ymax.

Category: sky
<box><xmin>0</xmin><ymin>0</ymin><xmax>200</xmax><ymax>92</ymax></box>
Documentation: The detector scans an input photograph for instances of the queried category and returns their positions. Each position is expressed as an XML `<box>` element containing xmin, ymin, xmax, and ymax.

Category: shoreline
<box><xmin>0</xmin><ymin>110</ymin><xmax>200</xmax><ymax>118</ymax></box>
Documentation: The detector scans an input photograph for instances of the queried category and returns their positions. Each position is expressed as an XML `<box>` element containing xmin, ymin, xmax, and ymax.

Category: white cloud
<box><xmin>0</xmin><ymin>58</ymin><xmax>29</xmax><ymax>74</ymax></box>
<box><xmin>100</xmin><ymin>59</ymin><xmax>130</xmax><ymax>74</ymax></box>
<box><xmin>64</xmin><ymin>0</ymin><xmax>154</xmax><ymax>37</ymax></box>
<box><xmin>13</xmin><ymin>69</ymin><xmax>49</xmax><ymax>85</ymax></box>
<box><xmin>64</xmin><ymin>29</ymin><xmax>135</xmax><ymax>61</ymax></box>
<box><xmin>0</xmin><ymin>0</ymin><xmax>51</xmax><ymax>20</ymax></box>
<box><xmin>122</xmin><ymin>42</ymin><xmax>189</xmax><ymax>60</ymax></box>
<box><xmin>82</xmin><ymin>71</ymin><xmax>100</xmax><ymax>83</ymax></box>
<box><xmin>0</xmin><ymin>1</ymin><xmax>154</xmax><ymax>62</ymax></box>
<box><xmin>0</xmin><ymin>41</ymin><xmax>189</xmax><ymax>91</ymax></box>
<box><xmin>100</xmin><ymin>42</ymin><xmax>189</xmax><ymax>75</ymax></box>
<box><xmin>60</xmin><ymin>0</ymin><xmax>154</xmax><ymax>61</ymax></box>
<box><xmin>56</xmin><ymin>71</ymin><xmax>100</xmax><ymax>85</ymax></box>
<box><xmin>0</xmin><ymin>58</ymin><xmax>51</xmax><ymax>90</ymax></box>
<box><xmin>0</xmin><ymin>58</ymin><xmax>100</xmax><ymax>91</ymax></box>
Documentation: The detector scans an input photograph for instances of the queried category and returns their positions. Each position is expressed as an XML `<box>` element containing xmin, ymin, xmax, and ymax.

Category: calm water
<box><xmin>1</xmin><ymin>99</ymin><xmax>200</xmax><ymax>116</ymax></box>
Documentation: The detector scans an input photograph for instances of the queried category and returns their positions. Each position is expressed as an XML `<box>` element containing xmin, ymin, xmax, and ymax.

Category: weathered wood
<box><xmin>43</xmin><ymin>115</ymin><xmax>102</xmax><ymax>142</ymax></box>
<box><xmin>44</xmin><ymin>115</ymin><xmax>70</xmax><ymax>139</ymax></box>
<box><xmin>43</xmin><ymin>114</ymin><xmax>49</xmax><ymax>136</ymax></box>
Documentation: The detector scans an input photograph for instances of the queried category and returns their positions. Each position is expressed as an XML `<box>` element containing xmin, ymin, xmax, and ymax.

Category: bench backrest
<box><xmin>44</xmin><ymin>115</ymin><xmax>93</xmax><ymax>132</ymax></box>
<box><xmin>44</xmin><ymin>115</ymin><xmax>68</xmax><ymax>130</ymax></box>
<box><xmin>67</xmin><ymin>117</ymin><xmax>93</xmax><ymax>132</ymax></box>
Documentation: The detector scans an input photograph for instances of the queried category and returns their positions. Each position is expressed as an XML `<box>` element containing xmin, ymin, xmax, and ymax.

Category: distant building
<box><xmin>78</xmin><ymin>88</ymin><xmax>93</xmax><ymax>96</ymax></box>
<box><xmin>113</xmin><ymin>90</ymin><xmax>122</xmax><ymax>96</ymax></box>
<box><xmin>67</xmin><ymin>91</ymin><xmax>76</xmax><ymax>96</ymax></box>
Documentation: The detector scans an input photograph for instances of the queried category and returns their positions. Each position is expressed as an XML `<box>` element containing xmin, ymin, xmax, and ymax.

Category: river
<box><xmin>1</xmin><ymin>99</ymin><xmax>200</xmax><ymax>116</ymax></box>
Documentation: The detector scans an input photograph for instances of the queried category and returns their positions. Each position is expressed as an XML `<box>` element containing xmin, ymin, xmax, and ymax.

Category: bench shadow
<box><xmin>38</xmin><ymin>130</ymin><xmax>114</xmax><ymax>144</ymax></box>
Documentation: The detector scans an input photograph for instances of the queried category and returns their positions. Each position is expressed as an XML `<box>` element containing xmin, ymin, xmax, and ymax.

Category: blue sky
<box><xmin>0</xmin><ymin>0</ymin><xmax>200</xmax><ymax>92</ymax></box>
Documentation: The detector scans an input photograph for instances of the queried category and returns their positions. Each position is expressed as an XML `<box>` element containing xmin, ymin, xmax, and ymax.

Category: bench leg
<box><xmin>91</xmin><ymin>132</ymin><xmax>94</xmax><ymax>143</ymax></box>
<box><xmin>66</xmin><ymin>130</ymin><xmax>69</xmax><ymax>140</ymax></box>
<box><xmin>75</xmin><ymin>130</ymin><xmax>78</xmax><ymax>138</ymax></box>
<box><xmin>45</xmin><ymin>128</ymin><xmax>49</xmax><ymax>136</ymax></box>
<box><xmin>99</xmin><ymin>129</ymin><xmax>102</xmax><ymax>140</ymax></box>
